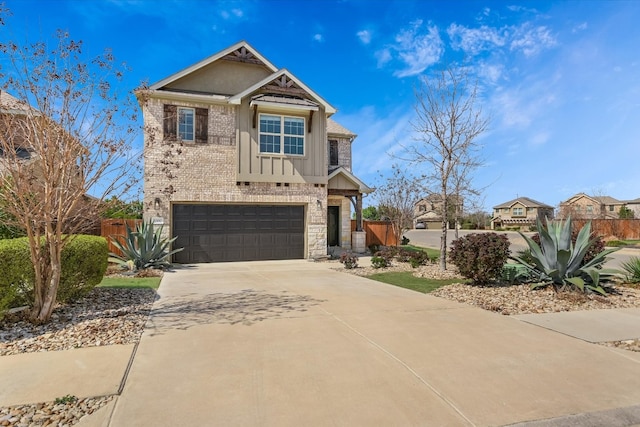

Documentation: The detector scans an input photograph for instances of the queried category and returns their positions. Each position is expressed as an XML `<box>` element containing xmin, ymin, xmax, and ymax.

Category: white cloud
<box><xmin>529</xmin><ymin>131</ymin><xmax>550</xmax><ymax>146</ymax></box>
<box><xmin>477</xmin><ymin>62</ymin><xmax>505</xmax><ymax>84</ymax></box>
<box><xmin>313</xmin><ymin>33</ymin><xmax>324</xmax><ymax>42</ymax></box>
<box><xmin>572</xmin><ymin>22</ymin><xmax>588</xmax><ymax>33</ymax></box>
<box><xmin>447</xmin><ymin>23</ymin><xmax>506</xmax><ymax>55</ymax></box>
<box><xmin>220</xmin><ymin>8</ymin><xmax>243</xmax><ymax>19</ymax></box>
<box><xmin>510</xmin><ymin>24</ymin><xmax>557</xmax><ymax>56</ymax></box>
<box><xmin>357</xmin><ymin>30</ymin><xmax>372</xmax><ymax>44</ymax></box>
<box><xmin>375</xmin><ymin>48</ymin><xmax>392</xmax><ymax>67</ymax></box>
<box><xmin>390</xmin><ymin>20</ymin><xmax>444</xmax><ymax>77</ymax></box>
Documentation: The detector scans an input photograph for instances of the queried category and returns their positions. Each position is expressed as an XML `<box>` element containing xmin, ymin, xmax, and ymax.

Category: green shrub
<box><xmin>371</xmin><ymin>255</ymin><xmax>389</xmax><ymax>269</ymax></box>
<box><xmin>501</xmin><ymin>264</ymin><xmax>532</xmax><ymax>285</ymax></box>
<box><xmin>401</xmin><ymin>236</ymin><xmax>410</xmax><ymax>245</ymax></box>
<box><xmin>621</xmin><ymin>257</ymin><xmax>640</xmax><ymax>283</ymax></box>
<box><xmin>449</xmin><ymin>233</ymin><xmax>511</xmax><ymax>284</ymax></box>
<box><xmin>0</xmin><ymin>238</ymin><xmax>33</xmax><ymax>316</ymax></box>
<box><xmin>0</xmin><ymin>235</ymin><xmax>108</xmax><ymax>314</ymax></box>
<box><xmin>57</xmin><ymin>235</ymin><xmax>109</xmax><ymax>303</ymax></box>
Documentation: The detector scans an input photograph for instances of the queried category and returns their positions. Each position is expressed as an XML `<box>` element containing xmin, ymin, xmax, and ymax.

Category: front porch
<box><xmin>327</xmin><ymin>167</ymin><xmax>373</xmax><ymax>253</ymax></box>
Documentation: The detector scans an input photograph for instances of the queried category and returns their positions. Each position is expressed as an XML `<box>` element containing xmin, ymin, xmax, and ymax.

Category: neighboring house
<box><xmin>558</xmin><ymin>193</ymin><xmax>624</xmax><ymax>220</ymax></box>
<box><xmin>413</xmin><ymin>194</ymin><xmax>462</xmax><ymax>229</ymax></box>
<box><xmin>137</xmin><ymin>41</ymin><xmax>373</xmax><ymax>263</ymax></box>
<box><xmin>491</xmin><ymin>197</ymin><xmax>554</xmax><ymax>230</ymax></box>
<box><xmin>0</xmin><ymin>90</ymin><xmax>35</xmax><ymax>174</ymax></box>
<box><xmin>625</xmin><ymin>198</ymin><xmax>640</xmax><ymax>218</ymax></box>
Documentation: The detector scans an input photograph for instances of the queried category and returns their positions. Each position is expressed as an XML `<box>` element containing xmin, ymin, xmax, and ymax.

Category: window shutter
<box><xmin>195</xmin><ymin>108</ymin><xmax>208</xmax><ymax>143</ymax></box>
<box><xmin>329</xmin><ymin>140</ymin><xmax>338</xmax><ymax>166</ymax></box>
<box><xmin>163</xmin><ymin>104</ymin><xmax>177</xmax><ymax>140</ymax></box>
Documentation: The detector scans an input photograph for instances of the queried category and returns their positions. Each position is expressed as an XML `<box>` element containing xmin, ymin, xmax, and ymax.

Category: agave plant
<box><xmin>511</xmin><ymin>217</ymin><xmax>620</xmax><ymax>295</ymax></box>
<box><xmin>109</xmin><ymin>220</ymin><xmax>183</xmax><ymax>271</ymax></box>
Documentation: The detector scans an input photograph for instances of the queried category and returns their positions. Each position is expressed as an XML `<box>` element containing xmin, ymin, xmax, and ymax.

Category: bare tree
<box><xmin>0</xmin><ymin>28</ymin><xmax>139</xmax><ymax>323</ymax></box>
<box><xmin>406</xmin><ymin>67</ymin><xmax>488</xmax><ymax>270</ymax></box>
<box><xmin>375</xmin><ymin>165</ymin><xmax>422</xmax><ymax>247</ymax></box>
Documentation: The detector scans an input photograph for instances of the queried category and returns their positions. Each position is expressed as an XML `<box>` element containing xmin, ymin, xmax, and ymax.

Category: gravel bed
<box><xmin>0</xmin><ymin>396</ymin><xmax>113</xmax><ymax>427</ymax></box>
<box><xmin>0</xmin><ymin>288</ymin><xmax>156</xmax><ymax>356</ymax></box>
<box><xmin>0</xmin><ymin>287</ymin><xmax>155</xmax><ymax>426</ymax></box>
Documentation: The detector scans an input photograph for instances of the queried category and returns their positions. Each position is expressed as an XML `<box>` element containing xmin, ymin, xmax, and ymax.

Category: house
<box><xmin>491</xmin><ymin>197</ymin><xmax>554</xmax><ymax>230</ymax></box>
<box><xmin>558</xmin><ymin>193</ymin><xmax>624</xmax><ymax>219</ymax></box>
<box><xmin>625</xmin><ymin>198</ymin><xmax>640</xmax><ymax>218</ymax></box>
<box><xmin>0</xmin><ymin>90</ymin><xmax>35</xmax><ymax>174</ymax></box>
<box><xmin>0</xmin><ymin>90</ymin><xmax>101</xmax><ymax>234</ymax></box>
<box><xmin>413</xmin><ymin>194</ymin><xmax>463</xmax><ymax>229</ymax></box>
<box><xmin>136</xmin><ymin>41</ymin><xmax>373</xmax><ymax>263</ymax></box>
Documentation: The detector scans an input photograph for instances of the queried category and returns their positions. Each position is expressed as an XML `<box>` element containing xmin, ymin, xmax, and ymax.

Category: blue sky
<box><xmin>2</xmin><ymin>0</ymin><xmax>639</xmax><ymax>212</ymax></box>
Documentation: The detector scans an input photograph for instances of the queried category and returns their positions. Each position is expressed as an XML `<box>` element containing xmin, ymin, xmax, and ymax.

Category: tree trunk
<box><xmin>440</xmin><ymin>191</ymin><xmax>448</xmax><ymax>271</ymax></box>
<box><xmin>30</xmin><ymin>233</ymin><xmax>62</xmax><ymax>324</ymax></box>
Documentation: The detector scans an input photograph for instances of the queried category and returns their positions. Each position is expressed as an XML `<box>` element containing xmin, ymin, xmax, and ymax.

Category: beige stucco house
<box><xmin>558</xmin><ymin>193</ymin><xmax>624</xmax><ymax>220</ymax></box>
<box><xmin>491</xmin><ymin>197</ymin><xmax>554</xmax><ymax>230</ymax></box>
<box><xmin>136</xmin><ymin>41</ymin><xmax>372</xmax><ymax>263</ymax></box>
<box><xmin>413</xmin><ymin>195</ymin><xmax>462</xmax><ymax>229</ymax></box>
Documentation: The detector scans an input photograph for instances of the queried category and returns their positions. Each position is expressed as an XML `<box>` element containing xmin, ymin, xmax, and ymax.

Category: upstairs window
<box><xmin>586</xmin><ymin>205</ymin><xmax>593</xmax><ymax>213</ymax></box>
<box><xmin>259</xmin><ymin>114</ymin><xmax>305</xmax><ymax>156</ymax></box>
<box><xmin>163</xmin><ymin>104</ymin><xmax>208</xmax><ymax>143</ymax></box>
<box><xmin>178</xmin><ymin>107</ymin><xmax>194</xmax><ymax>141</ymax></box>
<box><xmin>512</xmin><ymin>207</ymin><xmax>523</xmax><ymax>216</ymax></box>
<box><xmin>329</xmin><ymin>140</ymin><xmax>339</xmax><ymax>166</ymax></box>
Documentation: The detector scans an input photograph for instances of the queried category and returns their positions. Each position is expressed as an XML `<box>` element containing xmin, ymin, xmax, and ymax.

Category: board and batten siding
<box><xmin>236</xmin><ymin>98</ymin><xmax>327</xmax><ymax>184</ymax></box>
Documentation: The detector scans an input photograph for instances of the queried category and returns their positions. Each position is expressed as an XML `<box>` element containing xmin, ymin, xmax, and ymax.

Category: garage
<box><xmin>172</xmin><ymin>204</ymin><xmax>305</xmax><ymax>263</ymax></box>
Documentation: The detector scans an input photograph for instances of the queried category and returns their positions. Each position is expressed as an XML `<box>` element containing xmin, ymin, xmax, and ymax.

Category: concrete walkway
<box><xmin>3</xmin><ymin>260</ymin><xmax>640</xmax><ymax>426</ymax></box>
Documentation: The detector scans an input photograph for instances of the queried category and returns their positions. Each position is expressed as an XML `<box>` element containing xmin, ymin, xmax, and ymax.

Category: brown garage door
<box><xmin>172</xmin><ymin>204</ymin><xmax>305</xmax><ymax>263</ymax></box>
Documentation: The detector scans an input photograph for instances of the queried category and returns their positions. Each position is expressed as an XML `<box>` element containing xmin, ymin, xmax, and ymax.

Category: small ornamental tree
<box><xmin>449</xmin><ymin>233</ymin><xmax>510</xmax><ymax>284</ymax></box>
<box><xmin>0</xmin><ymin>23</ymin><xmax>140</xmax><ymax>323</ymax></box>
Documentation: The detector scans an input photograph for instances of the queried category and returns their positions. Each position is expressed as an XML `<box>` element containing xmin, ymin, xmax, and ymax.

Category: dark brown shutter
<box><xmin>163</xmin><ymin>104</ymin><xmax>177</xmax><ymax>141</ymax></box>
<box><xmin>195</xmin><ymin>107</ymin><xmax>208</xmax><ymax>143</ymax></box>
<box><xmin>329</xmin><ymin>140</ymin><xmax>338</xmax><ymax>166</ymax></box>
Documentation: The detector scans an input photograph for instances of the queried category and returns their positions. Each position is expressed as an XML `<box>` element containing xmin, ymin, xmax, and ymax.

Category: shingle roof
<box><xmin>493</xmin><ymin>197</ymin><xmax>553</xmax><ymax>209</ymax></box>
<box><xmin>0</xmin><ymin>90</ymin><xmax>31</xmax><ymax>113</ymax></box>
<box><xmin>327</xmin><ymin>118</ymin><xmax>356</xmax><ymax>137</ymax></box>
<box><xmin>593</xmin><ymin>195</ymin><xmax>623</xmax><ymax>204</ymax></box>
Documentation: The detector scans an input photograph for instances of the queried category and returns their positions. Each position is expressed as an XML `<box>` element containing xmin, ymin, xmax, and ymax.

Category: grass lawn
<box><xmin>366</xmin><ymin>271</ymin><xmax>466</xmax><ymax>294</ymax></box>
<box><xmin>97</xmin><ymin>276</ymin><xmax>162</xmax><ymax>289</ymax></box>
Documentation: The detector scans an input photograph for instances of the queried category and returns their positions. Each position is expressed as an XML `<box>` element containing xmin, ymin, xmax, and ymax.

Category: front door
<box><xmin>327</xmin><ymin>206</ymin><xmax>340</xmax><ymax>246</ymax></box>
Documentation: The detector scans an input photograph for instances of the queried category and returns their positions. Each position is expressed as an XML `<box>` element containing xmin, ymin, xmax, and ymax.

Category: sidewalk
<box><xmin>0</xmin><ymin>344</ymin><xmax>133</xmax><ymax>407</ymax></box>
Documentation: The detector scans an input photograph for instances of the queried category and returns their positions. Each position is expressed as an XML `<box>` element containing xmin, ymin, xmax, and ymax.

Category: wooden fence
<box><xmin>571</xmin><ymin>219</ymin><xmax>640</xmax><ymax>240</ymax></box>
<box><xmin>101</xmin><ymin>219</ymin><xmax>143</xmax><ymax>257</ymax></box>
<box><xmin>351</xmin><ymin>220</ymin><xmax>398</xmax><ymax>247</ymax></box>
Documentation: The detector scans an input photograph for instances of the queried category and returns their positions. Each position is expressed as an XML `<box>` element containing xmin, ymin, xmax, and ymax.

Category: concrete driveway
<box><xmin>99</xmin><ymin>260</ymin><xmax>640</xmax><ymax>426</ymax></box>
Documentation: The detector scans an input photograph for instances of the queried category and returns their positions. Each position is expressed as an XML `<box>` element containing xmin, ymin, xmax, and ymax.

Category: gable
<box><xmin>150</xmin><ymin>41</ymin><xmax>278</xmax><ymax>96</ymax></box>
<box><xmin>229</xmin><ymin>69</ymin><xmax>336</xmax><ymax>115</ymax></box>
<box><xmin>164</xmin><ymin>60</ymin><xmax>274</xmax><ymax>96</ymax></box>
<box><xmin>328</xmin><ymin>167</ymin><xmax>373</xmax><ymax>193</ymax></box>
